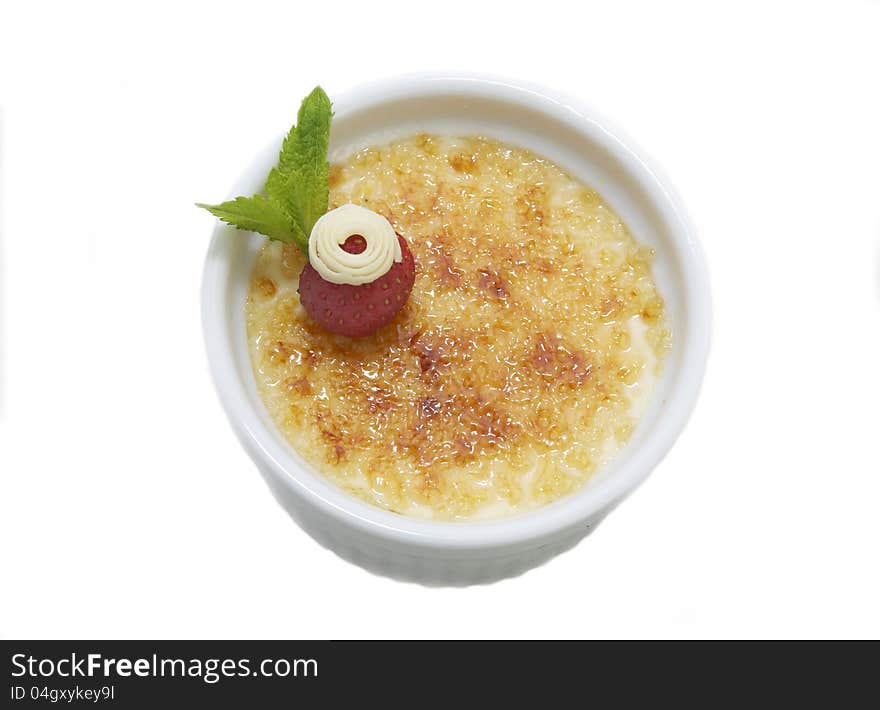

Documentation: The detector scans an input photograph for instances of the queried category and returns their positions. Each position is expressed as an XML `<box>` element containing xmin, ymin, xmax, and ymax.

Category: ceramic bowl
<box><xmin>201</xmin><ymin>73</ymin><xmax>711</xmax><ymax>585</ymax></box>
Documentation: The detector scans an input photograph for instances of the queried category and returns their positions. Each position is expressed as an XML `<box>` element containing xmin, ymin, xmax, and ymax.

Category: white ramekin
<box><xmin>201</xmin><ymin>74</ymin><xmax>711</xmax><ymax>586</ymax></box>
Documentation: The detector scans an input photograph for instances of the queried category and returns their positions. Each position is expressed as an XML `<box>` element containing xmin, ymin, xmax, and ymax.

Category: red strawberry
<box><xmin>298</xmin><ymin>234</ymin><xmax>416</xmax><ymax>337</ymax></box>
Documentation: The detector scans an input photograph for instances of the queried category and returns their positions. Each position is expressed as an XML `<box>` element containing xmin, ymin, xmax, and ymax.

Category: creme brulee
<box><xmin>245</xmin><ymin>134</ymin><xmax>669</xmax><ymax>520</ymax></box>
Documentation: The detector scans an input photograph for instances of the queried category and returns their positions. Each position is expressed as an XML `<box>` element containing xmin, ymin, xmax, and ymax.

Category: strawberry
<box><xmin>298</xmin><ymin>234</ymin><xmax>416</xmax><ymax>337</ymax></box>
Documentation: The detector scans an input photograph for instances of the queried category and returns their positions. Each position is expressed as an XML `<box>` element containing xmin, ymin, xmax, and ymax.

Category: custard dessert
<box><xmin>245</xmin><ymin>134</ymin><xmax>669</xmax><ymax>520</ymax></box>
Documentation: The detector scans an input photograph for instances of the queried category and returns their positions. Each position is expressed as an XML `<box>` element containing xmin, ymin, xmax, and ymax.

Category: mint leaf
<box><xmin>266</xmin><ymin>86</ymin><xmax>332</xmax><ymax>236</ymax></box>
<box><xmin>198</xmin><ymin>85</ymin><xmax>333</xmax><ymax>254</ymax></box>
<box><xmin>196</xmin><ymin>195</ymin><xmax>307</xmax><ymax>248</ymax></box>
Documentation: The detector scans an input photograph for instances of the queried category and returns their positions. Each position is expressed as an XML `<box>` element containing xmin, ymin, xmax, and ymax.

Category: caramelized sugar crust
<box><xmin>246</xmin><ymin>135</ymin><xmax>669</xmax><ymax>520</ymax></box>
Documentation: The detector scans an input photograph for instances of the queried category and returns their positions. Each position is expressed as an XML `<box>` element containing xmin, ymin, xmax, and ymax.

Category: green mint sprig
<box><xmin>196</xmin><ymin>86</ymin><xmax>333</xmax><ymax>253</ymax></box>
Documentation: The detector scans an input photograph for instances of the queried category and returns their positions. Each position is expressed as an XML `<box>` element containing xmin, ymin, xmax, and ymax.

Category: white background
<box><xmin>1</xmin><ymin>0</ymin><xmax>879</xmax><ymax>640</ymax></box>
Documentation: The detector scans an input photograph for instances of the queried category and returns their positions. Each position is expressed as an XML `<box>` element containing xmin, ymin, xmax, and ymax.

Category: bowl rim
<box><xmin>201</xmin><ymin>72</ymin><xmax>712</xmax><ymax>551</ymax></box>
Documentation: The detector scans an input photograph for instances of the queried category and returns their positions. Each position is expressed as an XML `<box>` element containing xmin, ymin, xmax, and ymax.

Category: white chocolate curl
<box><xmin>308</xmin><ymin>204</ymin><xmax>402</xmax><ymax>285</ymax></box>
